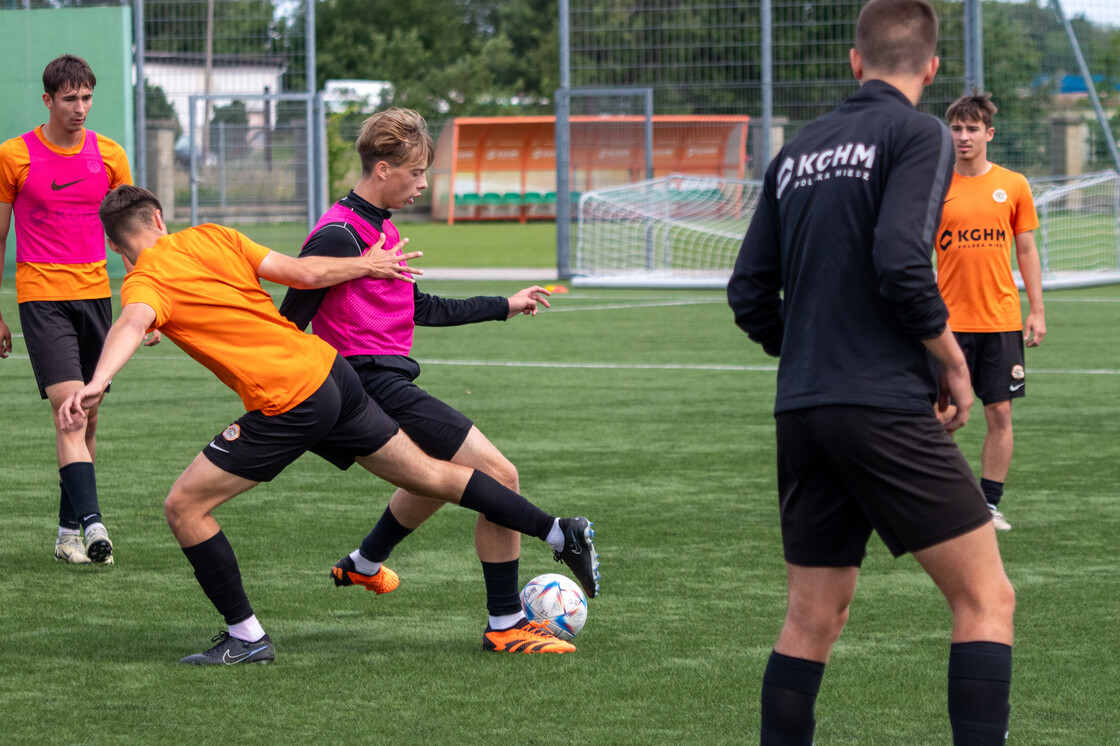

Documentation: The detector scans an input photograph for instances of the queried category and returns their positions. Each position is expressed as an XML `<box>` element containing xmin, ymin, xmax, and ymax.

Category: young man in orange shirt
<box><xmin>59</xmin><ymin>186</ymin><xmax>598</xmax><ymax>663</ymax></box>
<box><xmin>937</xmin><ymin>90</ymin><xmax>1046</xmax><ymax>531</ymax></box>
<box><xmin>0</xmin><ymin>55</ymin><xmax>153</xmax><ymax>566</ymax></box>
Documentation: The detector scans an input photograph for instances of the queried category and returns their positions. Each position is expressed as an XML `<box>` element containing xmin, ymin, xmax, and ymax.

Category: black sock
<box><xmin>760</xmin><ymin>650</ymin><xmax>826</xmax><ymax>746</ymax></box>
<box><xmin>59</xmin><ymin>462</ymin><xmax>101</xmax><ymax>530</ymax></box>
<box><xmin>482</xmin><ymin>559</ymin><xmax>522</xmax><ymax>617</ymax></box>
<box><xmin>181</xmin><ymin>531</ymin><xmax>254</xmax><ymax>625</ymax></box>
<box><xmin>458</xmin><ymin>471</ymin><xmax>554</xmax><ymax>541</ymax></box>
<box><xmin>980</xmin><ymin>479</ymin><xmax>1004</xmax><ymax>508</ymax></box>
<box><xmin>58</xmin><ymin>481</ymin><xmax>81</xmax><ymax>531</ymax></box>
<box><xmin>948</xmin><ymin>641</ymin><xmax>1012</xmax><ymax>745</ymax></box>
<box><xmin>359</xmin><ymin>506</ymin><xmax>414</xmax><ymax>562</ymax></box>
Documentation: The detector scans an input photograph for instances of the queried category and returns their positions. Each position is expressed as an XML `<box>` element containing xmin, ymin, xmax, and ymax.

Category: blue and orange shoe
<box><xmin>482</xmin><ymin>618</ymin><xmax>576</xmax><ymax>654</ymax></box>
<box><xmin>330</xmin><ymin>555</ymin><xmax>399</xmax><ymax>594</ymax></box>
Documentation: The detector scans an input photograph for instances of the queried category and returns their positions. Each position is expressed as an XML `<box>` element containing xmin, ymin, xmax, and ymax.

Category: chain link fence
<box><xmin>564</xmin><ymin>0</ymin><xmax>1120</xmax><ymax>179</ymax></box>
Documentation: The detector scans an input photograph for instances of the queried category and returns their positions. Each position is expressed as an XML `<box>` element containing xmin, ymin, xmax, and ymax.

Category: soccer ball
<box><xmin>520</xmin><ymin>573</ymin><xmax>588</xmax><ymax>641</ymax></box>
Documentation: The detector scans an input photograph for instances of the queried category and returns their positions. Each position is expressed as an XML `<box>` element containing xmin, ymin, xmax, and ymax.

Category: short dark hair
<box><xmin>356</xmin><ymin>107</ymin><xmax>434</xmax><ymax>176</ymax></box>
<box><xmin>100</xmin><ymin>185</ymin><xmax>162</xmax><ymax>247</ymax></box>
<box><xmin>946</xmin><ymin>88</ymin><xmax>998</xmax><ymax>129</ymax></box>
<box><xmin>43</xmin><ymin>54</ymin><xmax>97</xmax><ymax>97</ymax></box>
<box><xmin>855</xmin><ymin>0</ymin><xmax>939</xmax><ymax>76</ymax></box>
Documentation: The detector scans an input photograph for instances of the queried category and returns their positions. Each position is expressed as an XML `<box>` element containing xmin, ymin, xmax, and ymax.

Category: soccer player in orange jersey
<box><xmin>937</xmin><ymin>90</ymin><xmax>1046</xmax><ymax>531</ymax></box>
<box><xmin>58</xmin><ymin>186</ymin><xmax>597</xmax><ymax>663</ymax></box>
<box><xmin>0</xmin><ymin>55</ymin><xmax>156</xmax><ymax>567</ymax></box>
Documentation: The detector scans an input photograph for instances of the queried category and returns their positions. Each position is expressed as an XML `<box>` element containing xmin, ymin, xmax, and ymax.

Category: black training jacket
<box><xmin>728</xmin><ymin>80</ymin><xmax>953</xmax><ymax>415</ymax></box>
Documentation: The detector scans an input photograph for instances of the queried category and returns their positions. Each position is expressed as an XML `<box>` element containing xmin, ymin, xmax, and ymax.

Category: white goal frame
<box><xmin>573</xmin><ymin>174</ymin><xmax>761</xmax><ymax>288</ymax></box>
<box><xmin>573</xmin><ymin>171</ymin><xmax>1120</xmax><ymax>290</ymax></box>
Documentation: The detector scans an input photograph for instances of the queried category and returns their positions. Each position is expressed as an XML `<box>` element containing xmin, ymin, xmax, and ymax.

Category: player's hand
<box><xmin>1023</xmin><ymin>312</ymin><xmax>1046</xmax><ymax>347</ymax></box>
<box><xmin>0</xmin><ymin>318</ymin><xmax>11</xmax><ymax>358</ymax></box>
<box><xmin>143</xmin><ymin>329</ymin><xmax>162</xmax><ymax>347</ymax></box>
<box><xmin>507</xmin><ymin>286</ymin><xmax>552</xmax><ymax>318</ymax></box>
<box><xmin>58</xmin><ymin>385</ymin><xmax>106</xmax><ymax>432</ymax></box>
<box><xmin>363</xmin><ymin>234</ymin><xmax>423</xmax><ymax>282</ymax></box>
<box><xmin>937</xmin><ymin>363</ymin><xmax>972</xmax><ymax>433</ymax></box>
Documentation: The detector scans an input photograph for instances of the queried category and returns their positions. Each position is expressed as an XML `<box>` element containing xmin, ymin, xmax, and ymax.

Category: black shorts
<box><xmin>955</xmin><ymin>331</ymin><xmax>1026</xmax><ymax>405</ymax></box>
<box><xmin>202</xmin><ymin>355</ymin><xmax>400</xmax><ymax>482</ymax></box>
<box><xmin>775</xmin><ymin>405</ymin><xmax>991</xmax><ymax>566</ymax></box>
<box><xmin>19</xmin><ymin>299</ymin><xmax>112</xmax><ymax>399</ymax></box>
<box><xmin>349</xmin><ymin>358</ymin><xmax>473</xmax><ymax>461</ymax></box>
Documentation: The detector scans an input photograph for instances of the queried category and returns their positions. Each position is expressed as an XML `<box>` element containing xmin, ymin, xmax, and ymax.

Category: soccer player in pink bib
<box><xmin>0</xmin><ymin>55</ymin><xmax>153</xmax><ymax>566</ymax></box>
<box><xmin>280</xmin><ymin>108</ymin><xmax>598</xmax><ymax>654</ymax></box>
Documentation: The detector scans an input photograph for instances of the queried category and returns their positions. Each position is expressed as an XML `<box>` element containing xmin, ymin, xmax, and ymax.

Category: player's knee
<box><xmin>789</xmin><ymin>598</ymin><xmax>849</xmax><ymax>644</ymax></box>
<box><xmin>163</xmin><ymin>489</ymin><xmax>192</xmax><ymax>530</ymax></box>
<box><xmin>491</xmin><ymin>460</ymin><xmax>518</xmax><ymax>492</ymax></box>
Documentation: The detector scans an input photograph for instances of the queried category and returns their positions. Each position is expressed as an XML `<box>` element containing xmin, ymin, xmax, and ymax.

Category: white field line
<box><xmin>4</xmin><ymin>353</ymin><xmax>1117</xmax><ymax>376</ymax></box>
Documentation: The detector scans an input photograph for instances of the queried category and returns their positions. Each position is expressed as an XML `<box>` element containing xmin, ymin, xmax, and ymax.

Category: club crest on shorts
<box><xmin>222</xmin><ymin>423</ymin><xmax>241</xmax><ymax>441</ymax></box>
<box><xmin>1011</xmin><ymin>365</ymin><xmax>1025</xmax><ymax>380</ymax></box>
<box><xmin>992</xmin><ymin>189</ymin><xmax>1008</xmax><ymax>204</ymax></box>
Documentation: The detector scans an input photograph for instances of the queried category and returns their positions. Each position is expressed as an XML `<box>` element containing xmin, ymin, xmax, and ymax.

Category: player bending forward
<box><xmin>280</xmin><ymin>107</ymin><xmax>594</xmax><ymax>655</ymax></box>
<box><xmin>60</xmin><ymin>185</ymin><xmax>600</xmax><ymax>664</ymax></box>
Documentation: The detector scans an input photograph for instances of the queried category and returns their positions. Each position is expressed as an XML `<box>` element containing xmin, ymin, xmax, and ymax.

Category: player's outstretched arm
<box><xmin>59</xmin><ymin>302</ymin><xmax>156</xmax><ymax>431</ymax></box>
<box><xmin>257</xmin><ymin>233</ymin><xmax>423</xmax><ymax>289</ymax></box>
<box><xmin>1015</xmin><ymin>231</ymin><xmax>1046</xmax><ymax>347</ymax></box>
<box><xmin>506</xmin><ymin>286</ymin><xmax>552</xmax><ymax>318</ymax></box>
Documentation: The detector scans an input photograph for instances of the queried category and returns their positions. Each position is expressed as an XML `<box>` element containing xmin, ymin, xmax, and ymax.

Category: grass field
<box><xmin>1</xmin><ymin>280</ymin><xmax>1119</xmax><ymax>744</ymax></box>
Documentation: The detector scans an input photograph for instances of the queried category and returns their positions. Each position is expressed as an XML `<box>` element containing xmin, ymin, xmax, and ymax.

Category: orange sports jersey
<box><xmin>121</xmin><ymin>224</ymin><xmax>338</xmax><ymax>415</ymax></box>
<box><xmin>0</xmin><ymin>126</ymin><xmax>131</xmax><ymax>302</ymax></box>
<box><xmin>935</xmin><ymin>164</ymin><xmax>1038</xmax><ymax>332</ymax></box>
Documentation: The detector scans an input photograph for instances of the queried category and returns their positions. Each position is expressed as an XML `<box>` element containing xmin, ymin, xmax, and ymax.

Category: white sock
<box><xmin>228</xmin><ymin>615</ymin><xmax>266</xmax><ymax>642</ymax></box>
<box><xmin>58</xmin><ymin>527</ymin><xmax>80</xmax><ymax>539</ymax></box>
<box><xmin>489</xmin><ymin>611</ymin><xmax>526</xmax><ymax>631</ymax></box>
<box><xmin>350</xmin><ymin>549</ymin><xmax>381</xmax><ymax>576</ymax></box>
<box><xmin>546</xmin><ymin>518</ymin><xmax>564</xmax><ymax>552</ymax></box>
<box><xmin>84</xmin><ymin>521</ymin><xmax>106</xmax><ymax>536</ymax></box>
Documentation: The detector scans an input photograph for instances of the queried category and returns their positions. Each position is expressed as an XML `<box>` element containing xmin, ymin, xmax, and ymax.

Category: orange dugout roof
<box><xmin>429</xmin><ymin>114</ymin><xmax>750</xmax><ymax>223</ymax></box>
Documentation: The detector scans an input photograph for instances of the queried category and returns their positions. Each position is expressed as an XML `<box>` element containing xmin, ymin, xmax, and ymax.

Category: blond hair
<box><xmin>356</xmin><ymin>108</ymin><xmax>434</xmax><ymax>176</ymax></box>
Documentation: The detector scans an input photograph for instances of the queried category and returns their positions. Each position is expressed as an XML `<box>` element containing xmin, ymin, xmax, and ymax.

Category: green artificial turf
<box><xmin>0</xmin><ymin>282</ymin><xmax>1118</xmax><ymax>744</ymax></box>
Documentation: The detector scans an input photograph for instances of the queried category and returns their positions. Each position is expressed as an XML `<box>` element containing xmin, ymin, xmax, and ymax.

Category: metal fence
<box><xmin>556</xmin><ymin>0</ymin><xmax>1120</xmax><ymax>277</ymax></box>
<box><xmin>560</xmin><ymin>0</ymin><xmax>1120</xmax><ymax>179</ymax></box>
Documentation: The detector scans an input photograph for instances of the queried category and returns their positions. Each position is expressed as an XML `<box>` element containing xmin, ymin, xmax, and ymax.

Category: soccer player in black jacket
<box><xmin>728</xmin><ymin>1</ymin><xmax>1015</xmax><ymax>743</ymax></box>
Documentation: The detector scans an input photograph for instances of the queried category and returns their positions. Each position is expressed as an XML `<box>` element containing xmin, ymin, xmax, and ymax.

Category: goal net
<box><xmin>574</xmin><ymin>171</ymin><xmax>1120</xmax><ymax>289</ymax></box>
<box><xmin>1030</xmin><ymin>171</ymin><xmax>1120</xmax><ymax>289</ymax></box>
<box><xmin>573</xmin><ymin>175</ymin><xmax>762</xmax><ymax>288</ymax></box>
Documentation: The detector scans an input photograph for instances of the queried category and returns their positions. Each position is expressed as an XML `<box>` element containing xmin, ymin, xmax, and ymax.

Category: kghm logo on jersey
<box><xmin>776</xmin><ymin>142</ymin><xmax>876</xmax><ymax>198</ymax></box>
<box><xmin>222</xmin><ymin>424</ymin><xmax>241</xmax><ymax>441</ymax></box>
<box><xmin>938</xmin><ymin>229</ymin><xmax>953</xmax><ymax>252</ymax></box>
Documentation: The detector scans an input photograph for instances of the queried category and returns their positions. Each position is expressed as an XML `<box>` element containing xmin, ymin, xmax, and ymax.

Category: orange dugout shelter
<box><xmin>429</xmin><ymin>115</ymin><xmax>750</xmax><ymax>224</ymax></box>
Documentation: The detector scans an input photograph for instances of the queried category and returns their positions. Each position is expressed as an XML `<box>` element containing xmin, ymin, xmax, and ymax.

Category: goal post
<box><xmin>1029</xmin><ymin>171</ymin><xmax>1120</xmax><ymax>290</ymax></box>
<box><xmin>573</xmin><ymin>171</ymin><xmax>1120</xmax><ymax>290</ymax></box>
<box><xmin>573</xmin><ymin>174</ymin><xmax>762</xmax><ymax>288</ymax></box>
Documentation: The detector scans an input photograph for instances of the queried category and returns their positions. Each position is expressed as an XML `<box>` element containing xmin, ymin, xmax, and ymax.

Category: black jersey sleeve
<box><xmin>413</xmin><ymin>285</ymin><xmax>509</xmax><ymax>327</ymax></box>
<box><xmin>871</xmin><ymin>115</ymin><xmax>953</xmax><ymax>339</ymax></box>
<box><xmin>277</xmin><ymin>223</ymin><xmax>364</xmax><ymax>330</ymax></box>
<box><xmin>728</xmin><ymin>169</ymin><xmax>784</xmax><ymax>357</ymax></box>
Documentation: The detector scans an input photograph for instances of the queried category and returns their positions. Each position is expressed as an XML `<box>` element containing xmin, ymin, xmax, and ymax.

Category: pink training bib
<box><xmin>308</xmin><ymin>203</ymin><xmax>416</xmax><ymax>356</ymax></box>
<box><xmin>14</xmin><ymin>130</ymin><xmax>110</xmax><ymax>264</ymax></box>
